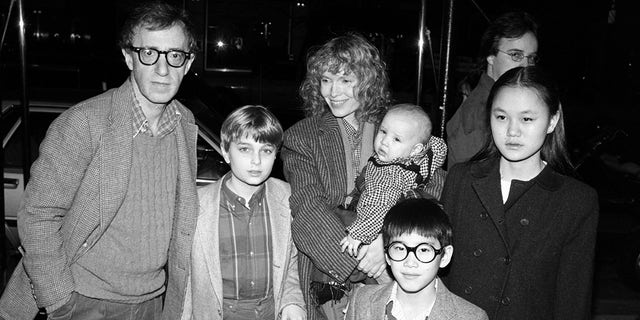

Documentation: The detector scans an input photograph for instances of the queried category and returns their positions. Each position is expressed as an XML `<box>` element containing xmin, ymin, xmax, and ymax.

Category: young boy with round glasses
<box><xmin>345</xmin><ymin>198</ymin><xmax>488</xmax><ymax>320</ymax></box>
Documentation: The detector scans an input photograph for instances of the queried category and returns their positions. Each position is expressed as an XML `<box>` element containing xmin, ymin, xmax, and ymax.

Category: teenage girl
<box><xmin>442</xmin><ymin>66</ymin><xmax>599</xmax><ymax>320</ymax></box>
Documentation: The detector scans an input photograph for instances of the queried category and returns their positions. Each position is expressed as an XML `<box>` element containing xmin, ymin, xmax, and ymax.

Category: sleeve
<box><xmin>421</xmin><ymin>168</ymin><xmax>447</xmax><ymax>200</ymax></box>
<box><xmin>348</xmin><ymin>163</ymin><xmax>402</xmax><ymax>244</ymax></box>
<box><xmin>17</xmin><ymin>107</ymin><xmax>95</xmax><ymax>308</ymax></box>
<box><xmin>281</xmin><ymin>125</ymin><xmax>358</xmax><ymax>282</ymax></box>
<box><xmin>278</xmin><ymin>234</ymin><xmax>307</xmax><ymax>315</ymax></box>
<box><xmin>427</xmin><ymin>136</ymin><xmax>448</xmax><ymax>173</ymax></box>
<box><xmin>554</xmin><ymin>186</ymin><xmax>599</xmax><ymax>320</ymax></box>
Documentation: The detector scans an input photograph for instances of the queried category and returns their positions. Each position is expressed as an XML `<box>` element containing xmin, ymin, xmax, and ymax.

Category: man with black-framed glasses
<box><xmin>0</xmin><ymin>1</ymin><xmax>199</xmax><ymax>319</ymax></box>
<box><xmin>446</xmin><ymin>11</ymin><xmax>539</xmax><ymax>169</ymax></box>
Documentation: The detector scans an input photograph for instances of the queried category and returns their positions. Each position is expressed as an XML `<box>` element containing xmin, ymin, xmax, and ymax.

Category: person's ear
<box><xmin>547</xmin><ymin>110</ymin><xmax>561</xmax><ymax>134</ymax></box>
<box><xmin>410</xmin><ymin>143</ymin><xmax>425</xmax><ymax>156</ymax></box>
<box><xmin>438</xmin><ymin>245</ymin><xmax>454</xmax><ymax>268</ymax></box>
<box><xmin>487</xmin><ymin>54</ymin><xmax>496</xmax><ymax>67</ymax></box>
<box><xmin>122</xmin><ymin>48</ymin><xmax>134</xmax><ymax>71</ymax></box>
<box><xmin>222</xmin><ymin>147</ymin><xmax>231</xmax><ymax>164</ymax></box>
<box><xmin>486</xmin><ymin>54</ymin><xmax>497</xmax><ymax>79</ymax></box>
<box><xmin>183</xmin><ymin>54</ymin><xmax>195</xmax><ymax>75</ymax></box>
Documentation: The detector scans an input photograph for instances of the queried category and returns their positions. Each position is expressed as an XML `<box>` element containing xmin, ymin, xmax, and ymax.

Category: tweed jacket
<box><xmin>344</xmin><ymin>279</ymin><xmax>488</xmax><ymax>320</ymax></box>
<box><xmin>180</xmin><ymin>176</ymin><xmax>305</xmax><ymax>319</ymax></box>
<box><xmin>281</xmin><ymin>113</ymin><xmax>364</xmax><ymax>319</ymax></box>
<box><xmin>0</xmin><ymin>79</ymin><xmax>199</xmax><ymax>320</ymax></box>
<box><xmin>445</xmin><ymin>72</ymin><xmax>494</xmax><ymax>169</ymax></box>
<box><xmin>441</xmin><ymin>158</ymin><xmax>599</xmax><ymax>320</ymax></box>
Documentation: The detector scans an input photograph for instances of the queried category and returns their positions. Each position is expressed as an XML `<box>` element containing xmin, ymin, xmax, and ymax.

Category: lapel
<box><xmin>172</xmin><ymin>106</ymin><xmax>198</xmax><ymax>271</ymax></box>
<box><xmin>470</xmin><ymin>158</ymin><xmax>511</xmax><ymax>253</ymax></box>
<box><xmin>365</xmin><ymin>283</ymin><xmax>394</xmax><ymax>319</ymax></box>
<box><xmin>318</xmin><ymin>113</ymin><xmax>348</xmax><ymax>194</ymax></box>
<box><xmin>502</xmin><ymin>166</ymin><xmax>562</xmax><ymax>253</ymax></box>
<box><xmin>197</xmin><ymin>179</ymin><xmax>225</xmax><ymax>307</ymax></box>
<box><xmin>98</xmin><ymin>80</ymin><xmax>135</xmax><ymax>235</ymax></box>
<box><xmin>265</xmin><ymin>179</ymin><xmax>290</xmax><ymax>302</ymax></box>
<box><xmin>430</xmin><ymin>280</ymin><xmax>454</xmax><ymax>320</ymax></box>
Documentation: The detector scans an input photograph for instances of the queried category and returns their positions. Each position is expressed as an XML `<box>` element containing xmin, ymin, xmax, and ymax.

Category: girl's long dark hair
<box><xmin>471</xmin><ymin>66</ymin><xmax>575</xmax><ymax>175</ymax></box>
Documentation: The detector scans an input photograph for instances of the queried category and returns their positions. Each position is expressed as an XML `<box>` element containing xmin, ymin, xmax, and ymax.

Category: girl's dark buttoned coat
<box><xmin>441</xmin><ymin>158</ymin><xmax>599</xmax><ymax>320</ymax></box>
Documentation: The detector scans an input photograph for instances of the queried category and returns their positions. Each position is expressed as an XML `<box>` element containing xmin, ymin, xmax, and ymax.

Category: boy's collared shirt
<box><xmin>219</xmin><ymin>174</ymin><xmax>273</xmax><ymax>300</ymax></box>
<box><xmin>131</xmin><ymin>89</ymin><xmax>182</xmax><ymax>138</ymax></box>
<box><xmin>385</xmin><ymin>280</ymin><xmax>437</xmax><ymax>320</ymax></box>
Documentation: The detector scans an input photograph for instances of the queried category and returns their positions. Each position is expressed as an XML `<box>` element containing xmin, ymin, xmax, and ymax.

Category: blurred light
<box><xmin>296</xmin><ymin>2</ymin><xmax>305</xmax><ymax>7</ymax></box>
<box><xmin>216</xmin><ymin>40</ymin><xmax>225</xmax><ymax>48</ymax></box>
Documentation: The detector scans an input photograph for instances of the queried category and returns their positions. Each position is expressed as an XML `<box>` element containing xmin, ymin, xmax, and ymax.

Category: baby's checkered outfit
<box><xmin>346</xmin><ymin>136</ymin><xmax>447</xmax><ymax>244</ymax></box>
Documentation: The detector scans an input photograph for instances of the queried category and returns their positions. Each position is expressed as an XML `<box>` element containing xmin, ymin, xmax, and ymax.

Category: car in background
<box><xmin>2</xmin><ymin>96</ymin><xmax>230</xmax><ymax>250</ymax></box>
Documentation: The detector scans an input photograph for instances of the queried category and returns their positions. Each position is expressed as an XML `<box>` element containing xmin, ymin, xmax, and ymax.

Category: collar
<box><xmin>470</xmin><ymin>156</ymin><xmax>564</xmax><ymax>191</ymax></box>
<box><xmin>220</xmin><ymin>172</ymin><xmax>266</xmax><ymax>211</ymax></box>
<box><xmin>386</xmin><ymin>280</ymin><xmax>436</xmax><ymax>320</ymax></box>
<box><xmin>131</xmin><ymin>80</ymin><xmax>182</xmax><ymax>137</ymax></box>
<box><xmin>477</xmin><ymin>72</ymin><xmax>495</xmax><ymax>91</ymax></box>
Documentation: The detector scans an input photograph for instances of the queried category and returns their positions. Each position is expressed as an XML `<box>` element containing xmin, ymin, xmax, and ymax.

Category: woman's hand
<box><xmin>356</xmin><ymin>234</ymin><xmax>386</xmax><ymax>278</ymax></box>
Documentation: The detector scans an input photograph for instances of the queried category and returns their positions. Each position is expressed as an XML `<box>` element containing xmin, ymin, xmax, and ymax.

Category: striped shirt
<box><xmin>219</xmin><ymin>175</ymin><xmax>273</xmax><ymax>300</ymax></box>
<box><xmin>343</xmin><ymin>118</ymin><xmax>362</xmax><ymax>185</ymax></box>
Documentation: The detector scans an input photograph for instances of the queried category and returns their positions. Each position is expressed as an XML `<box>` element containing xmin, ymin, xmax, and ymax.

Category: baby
<box><xmin>340</xmin><ymin>103</ymin><xmax>447</xmax><ymax>256</ymax></box>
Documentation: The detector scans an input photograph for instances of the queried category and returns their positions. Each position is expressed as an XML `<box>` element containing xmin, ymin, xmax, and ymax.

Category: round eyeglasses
<box><xmin>129</xmin><ymin>46</ymin><xmax>193</xmax><ymax>68</ymax></box>
<box><xmin>385</xmin><ymin>241</ymin><xmax>444</xmax><ymax>263</ymax></box>
<box><xmin>497</xmin><ymin>49</ymin><xmax>539</xmax><ymax>65</ymax></box>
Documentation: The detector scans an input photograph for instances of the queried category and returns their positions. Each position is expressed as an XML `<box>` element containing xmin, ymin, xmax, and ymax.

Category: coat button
<box><xmin>520</xmin><ymin>218</ymin><xmax>529</xmax><ymax>226</ymax></box>
<box><xmin>501</xmin><ymin>297</ymin><xmax>511</xmax><ymax>305</ymax></box>
<box><xmin>479</xmin><ymin>212</ymin><xmax>488</xmax><ymax>220</ymax></box>
<box><xmin>503</xmin><ymin>256</ymin><xmax>511</xmax><ymax>265</ymax></box>
<box><xmin>464</xmin><ymin>286</ymin><xmax>473</xmax><ymax>294</ymax></box>
<box><xmin>473</xmin><ymin>249</ymin><xmax>483</xmax><ymax>257</ymax></box>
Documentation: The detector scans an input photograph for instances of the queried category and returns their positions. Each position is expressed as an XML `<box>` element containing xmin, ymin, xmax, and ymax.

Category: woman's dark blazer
<box><xmin>441</xmin><ymin>157</ymin><xmax>599</xmax><ymax>320</ymax></box>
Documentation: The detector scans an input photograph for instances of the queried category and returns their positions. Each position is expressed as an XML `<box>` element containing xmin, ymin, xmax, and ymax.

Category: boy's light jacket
<box><xmin>180</xmin><ymin>176</ymin><xmax>305</xmax><ymax>319</ymax></box>
<box><xmin>345</xmin><ymin>279</ymin><xmax>488</xmax><ymax>320</ymax></box>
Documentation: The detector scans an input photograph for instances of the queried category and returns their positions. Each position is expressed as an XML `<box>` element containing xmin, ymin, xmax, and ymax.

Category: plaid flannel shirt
<box><xmin>347</xmin><ymin>136</ymin><xmax>447</xmax><ymax>244</ymax></box>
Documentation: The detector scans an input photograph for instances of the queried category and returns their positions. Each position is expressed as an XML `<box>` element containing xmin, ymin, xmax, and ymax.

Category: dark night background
<box><xmin>2</xmin><ymin>0</ymin><xmax>640</xmax><ymax>316</ymax></box>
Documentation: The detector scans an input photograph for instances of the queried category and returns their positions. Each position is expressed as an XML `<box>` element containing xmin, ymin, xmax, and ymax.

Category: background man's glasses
<box><xmin>129</xmin><ymin>46</ymin><xmax>193</xmax><ymax>68</ymax></box>
<box><xmin>498</xmin><ymin>49</ymin><xmax>539</xmax><ymax>65</ymax></box>
<box><xmin>385</xmin><ymin>241</ymin><xmax>444</xmax><ymax>263</ymax></box>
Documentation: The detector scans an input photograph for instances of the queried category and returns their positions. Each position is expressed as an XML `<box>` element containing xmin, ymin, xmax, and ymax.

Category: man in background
<box><xmin>446</xmin><ymin>11</ymin><xmax>539</xmax><ymax>168</ymax></box>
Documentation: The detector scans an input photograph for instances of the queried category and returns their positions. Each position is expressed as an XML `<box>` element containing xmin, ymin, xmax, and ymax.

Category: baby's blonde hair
<box><xmin>385</xmin><ymin>103</ymin><xmax>432</xmax><ymax>144</ymax></box>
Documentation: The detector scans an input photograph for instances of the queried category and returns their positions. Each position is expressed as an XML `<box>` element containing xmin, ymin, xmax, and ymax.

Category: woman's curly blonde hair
<box><xmin>299</xmin><ymin>33</ymin><xmax>391</xmax><ymax>123</ymax></box>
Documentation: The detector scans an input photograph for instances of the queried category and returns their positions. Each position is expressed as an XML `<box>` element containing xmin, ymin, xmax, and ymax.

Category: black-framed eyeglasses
<box><xmin>385</xmin><ymin>241</ymin><xmax>444</xmax><ymax>263</ymax></box>
<box><xmin>497</xmin><ymin>49</ymin><xmax>539</xmax><ymax>65</ymax></box>
<box><xmin>129</xmin><ymin>46</ymin><xmax>193</xmax><ymax>68</ymax></box>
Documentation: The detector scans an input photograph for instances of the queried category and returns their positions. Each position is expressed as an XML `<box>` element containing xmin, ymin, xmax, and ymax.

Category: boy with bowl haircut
<box><xmin>181</xmin><ymin>105</ymin><xmax>305</xmax><ymax>320</ymax></box>
<box><xmin>345</xmin><ymin>198</ymin><xmax>488</xmax><ymax>320</ymax></box>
